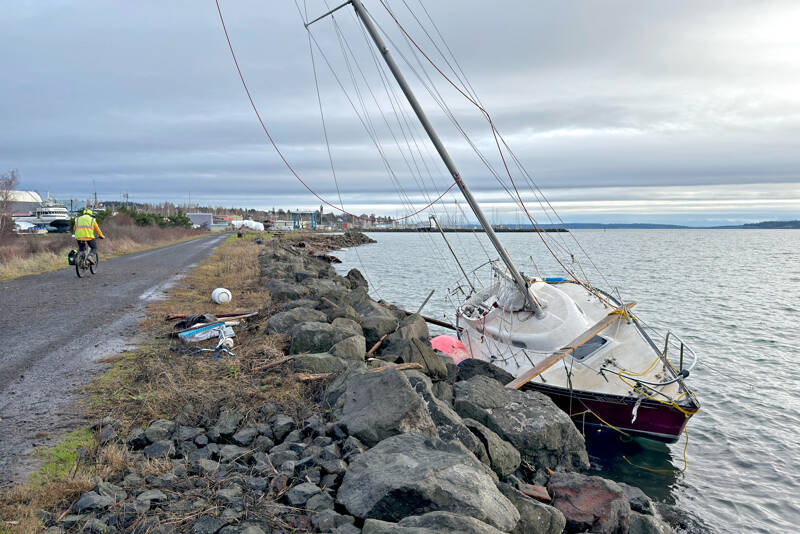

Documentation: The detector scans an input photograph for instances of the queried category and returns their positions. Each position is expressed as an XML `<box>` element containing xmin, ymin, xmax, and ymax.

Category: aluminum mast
<box><xmin>349</xmin><ymin>0</ymin><xmax>542</xmax><ymax>316</ymax></box>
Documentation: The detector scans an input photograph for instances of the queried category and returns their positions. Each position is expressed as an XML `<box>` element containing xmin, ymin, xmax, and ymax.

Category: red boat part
<box><xmin>430</xmin><ymin>335</ymin><xmax>471</xmax><ymax>365</ymax></box>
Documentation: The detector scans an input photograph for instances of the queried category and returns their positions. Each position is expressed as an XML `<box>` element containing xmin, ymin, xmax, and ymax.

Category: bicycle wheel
<box><xmin>75</xmin><ymin>253</ymin><xmax>86</xmax><ymax>278</ymax></box>
<box><xmin>89</xmin><ymin>252</ymin><xmax>98</xmax><ymax>274</ymax></box>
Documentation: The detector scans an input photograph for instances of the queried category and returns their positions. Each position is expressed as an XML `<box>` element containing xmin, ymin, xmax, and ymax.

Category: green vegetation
<box><xmin>31</xmin><ymin>426</ymin><xmax>94</xmax><ymax>484</ymax></box>
<box><xmin>115</xmin><ymin>207</ymin><xmax>191</xmax><ymax>228</ymax></box>
<box><xmin>224</xmin><ymin>230</ymin><xmax>273</xmax><ymax>244</ymax></box>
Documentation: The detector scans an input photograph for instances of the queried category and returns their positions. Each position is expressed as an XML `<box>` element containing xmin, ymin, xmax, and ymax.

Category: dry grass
<box><xmin>0</xmin><ymin>219</ymin><xmax>204</xmax><ymax>282</ymax></box>
<box><xmin>1</xmin><ymin>232</ymin><xmax>316</xmax><ymax>533</ymax></box>
<box><xmin>82</xmin><ymin>233</ymin><xmax>313</xmax><ymax>430</ymax></box>
<box><xmin>0</xmin><ymin>426</ymin><xmax>135</xmax><ymax>534</ymax></box>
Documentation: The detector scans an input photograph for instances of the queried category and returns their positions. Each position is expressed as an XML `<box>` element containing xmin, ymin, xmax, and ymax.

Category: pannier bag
<box><xmin>68</xmin><ymin>249</ymin><xmax>77</xmax><ymax>265</ymax></box>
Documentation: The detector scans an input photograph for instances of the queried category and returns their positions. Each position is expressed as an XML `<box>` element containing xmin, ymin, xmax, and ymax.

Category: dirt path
<box><xmin>0</xmin><ymin>233</ymin><xmax>229</xmax><ymax>484</ymax></box>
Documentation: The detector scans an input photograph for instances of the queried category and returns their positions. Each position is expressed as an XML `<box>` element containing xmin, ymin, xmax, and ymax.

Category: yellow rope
<box><xmin>619</xmin><ymin>354</ymin><xmax>661</xmax><ymax>377</ymax></box>
<box><xmin>581</xmin><ymin>406</ymin><xmax>631</xmax><ymax>437</ymax></box>
<box><xmin>617</xmin><ymin>374</ymin><xmax>700</xmax><ymax>417</ymax></box>
<box><xmin>623</xmin><ymin>427</ymin><xmax>690</xmax><ymax>473</ymax></box>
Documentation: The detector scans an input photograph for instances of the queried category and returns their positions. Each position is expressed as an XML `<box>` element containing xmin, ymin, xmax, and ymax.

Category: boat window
<box><xmin>572</xmin><ymin>335</ymin><xmax>607</xmax><ymax>361</ymax></box>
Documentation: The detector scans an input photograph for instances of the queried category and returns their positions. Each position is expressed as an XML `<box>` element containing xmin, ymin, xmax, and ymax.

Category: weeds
<box><xmin>0</xmin><ymin>217</ymin><xmax>204</xmax><ymax>281</ymax></box>
<box><xmin>30</xmin><ymin>427</ymin><xmax>94</xmax><ymax>484</ymax></box>
<box><xmin>0</xmin><ymin>234</ymin><xmax>316</xmax><ymax>532</ymax></box>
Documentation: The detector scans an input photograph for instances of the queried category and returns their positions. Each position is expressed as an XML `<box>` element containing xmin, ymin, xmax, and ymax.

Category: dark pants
<box><xmin>77</xmin><ymin>239</ymin><xmax>97</xmax><ymax>253</ymax></box>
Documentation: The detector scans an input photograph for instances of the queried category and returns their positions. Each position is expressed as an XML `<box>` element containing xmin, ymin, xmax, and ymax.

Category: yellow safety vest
<box><xmin>74</xmin><ymin>214</ymin><xmax>96</xmax><ymax>240</ymax></box>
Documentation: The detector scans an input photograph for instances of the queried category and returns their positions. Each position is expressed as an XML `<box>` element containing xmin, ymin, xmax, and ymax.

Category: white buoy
<box><xmin>211</xmin><ymin>287</ymin><xmax>232</xmax><ymax>304</ymax></box>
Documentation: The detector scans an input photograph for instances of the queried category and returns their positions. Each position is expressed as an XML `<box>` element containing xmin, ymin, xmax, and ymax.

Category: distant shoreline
<box><xmin>364</xmin><ymin>220</ymin><xmax>800</xmax><ymax>231</ymax></box>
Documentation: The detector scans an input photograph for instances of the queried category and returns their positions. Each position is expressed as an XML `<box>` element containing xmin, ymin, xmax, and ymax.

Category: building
<box><xmin>7</xmin><ymin>190</ymin><xmax>43</xmax><ymax>215</ymax></box>
<box><xmin>187</xmin><ymin>212</ymin><xmax>213</xmax><ymax>229</ymax></box>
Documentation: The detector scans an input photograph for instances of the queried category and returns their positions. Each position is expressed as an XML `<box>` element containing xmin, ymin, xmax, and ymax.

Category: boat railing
<box><xmin>619</xmin><ymin>328</ymin><xmax>698</xmax><ymax>387</ymax></box>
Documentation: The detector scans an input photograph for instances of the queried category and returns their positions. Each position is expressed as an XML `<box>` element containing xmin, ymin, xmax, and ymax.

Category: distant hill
<box><xmin>739</xmin><ymin>220</ymin><xmax>800</xmax><ymax>229</ymax></box>
<box><xmin>492</xmin><ymin>221</ymin><xmax>800</xmax><ymax>229</ymax></box>
<box><xmin>561</xmin><ymin>223</ymin><xmax>690</xmax><ymax>229</ymax></box>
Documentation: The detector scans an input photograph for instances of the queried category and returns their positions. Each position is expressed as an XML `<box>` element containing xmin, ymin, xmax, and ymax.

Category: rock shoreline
<box><xmin>46</xmin><ymin>231</ymin><xmax>673</xmax><ymax>534</ymax></box>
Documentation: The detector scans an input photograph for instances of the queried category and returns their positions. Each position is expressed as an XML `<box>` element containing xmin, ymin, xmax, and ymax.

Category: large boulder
<box><xmin>379</xmin><ymin>338</ymin><xmax>447</xmax><ymax>380</ymax></box>
<box><xmin>346</xmin><ymin>268</ymin><xmax>368</xmax><ymax>290</ymax></box>
<box><xmin>453</xmin><ymin>376</ymin><xmax>589</xmax><ymax>478</ymax></box>
<box><xmin>266</xmin><ymin>278</ymin><xmax>309</xmax><ymax>302</ymax></box>
<box><xmin>618</xmin><ymin>482</ymin><xmax>656</xmax><ymax>516</ymax></box>
<box><xmin>333</xmin><ymin>369</ymin><xmax>437</xmax><ymax>447</ymax></box>
<box><xmin>337</xmin><ymin>433</ymin><xmax>519</xmax><ymax>532</ymax></box>
<box><xmin>462</xmin><ymin>418</ymin><xmax>520</xmax><ymax>477</ymax></box>
<box><xmin>629</xmin><ymin>513</ymin><xmax>673</xmax><ymax>534</ymax></box>
<box><xmin>278</xmin><ymin>298</ymin><xmax>320</xmax><ymax>312</ymax></box>
<box><xmin>267</xmin><ymin>307</ymin><xmax>327</xmax><ymax>335</ymax></box>
<box><xmin>363</xmin><ymin>511</ymin><xmax>505</xmax><ymax>533</ymax></box>
<box><xmin>404</xmin><ymin>371</ymin><xmax>485</xmax><ymax>460</ymax></box>
<box><xmin>547</xmin><ymin>472</ymin><xmax>630</xmax><ymax>534</ymax></box>
<box><xmin>457</xmin><ymin>359</ymin><xmax>514</xmax><ymax>384</ymax></box>
<box><xmin>352</xmin><ymin>296</ymin><xmax>398</xmax><ymax>346</ymax></box>
<box><xmin>330</xmin><ymin>335</ymin><xmax>367</xmax><ymax>362</ymax></box>
<box><xmin>290</xmin><ymin>322</ymin><xmax>355</xmax><ymax>354</ymax></box>
<box><xmin>331</xmin><ymin>317</ymin><xmax>363</xmax><ymax>337</ymax></box>
<box><xmin>303</xmin><ymin>278</ymin><xmax>351</xmax><ymax>305</ymax></box>
<box><xmin>390</xmin><ymin>314</ymin><xmax>429</xmax><ymax>342</ymax></box>
<box><xmin>293</xmin><ymin>353</ymin><xmax>348</xmax><ymax>374</ymax></box>
<box><xmin>322</xmin><ymin>303</ymin><xmax>362</xmax><ymax>324</ymax></box>
<box><xmin>497</xmin><ymin>482</ymin><xmax>566</xmax><ymax>534</ymax></box>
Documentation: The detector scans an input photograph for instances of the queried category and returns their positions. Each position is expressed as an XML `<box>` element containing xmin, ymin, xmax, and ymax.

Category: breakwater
<box><xmin>366</xmin><ymin>227</ymin><xmax>568</xmax><ymax>233</ymax></box>
<box><xmin>47</xmin><ymin>231</ymin><xmax>675</xmax><ymax>534</ymax></box>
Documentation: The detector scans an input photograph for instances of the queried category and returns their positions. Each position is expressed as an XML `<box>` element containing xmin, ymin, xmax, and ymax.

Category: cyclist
<box><xmin>73</xmin><ymin>208</ymin><xmax>105</xmax><ymax>261</ymax></box>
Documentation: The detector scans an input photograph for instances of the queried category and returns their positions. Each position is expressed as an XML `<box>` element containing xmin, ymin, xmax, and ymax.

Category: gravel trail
<box><xmin>0</xmin><ymin>233</ymin><xmax>228</xmax><ymax>483</ymax></box>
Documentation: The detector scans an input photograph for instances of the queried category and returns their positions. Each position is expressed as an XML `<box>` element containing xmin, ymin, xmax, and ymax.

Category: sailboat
<box><xmin>223</xmin><ymin>0</ymin><xmax>700</xmax><ymax>443</ymax></box>
<box><xmin>346</xmin><ymin>0</ymin><xmax>700</xmax><ymax>443</ymax></box>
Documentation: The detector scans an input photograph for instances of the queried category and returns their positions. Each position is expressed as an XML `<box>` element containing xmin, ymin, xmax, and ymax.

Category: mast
<box><xmin>348</xmin><ymin>0</ymin><xmax>542</xmax><ymax>316</ymax></box>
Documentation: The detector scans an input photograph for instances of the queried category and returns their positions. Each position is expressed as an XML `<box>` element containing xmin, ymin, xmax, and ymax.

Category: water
<box><xmin>334</xmin><ymin>230</ymin><xmax>800</xmax><ymax>534</ymax></box>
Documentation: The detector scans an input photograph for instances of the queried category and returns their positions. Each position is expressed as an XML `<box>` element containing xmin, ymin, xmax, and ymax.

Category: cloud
<box><xmin>1</xmin><ymin>0</ymin><xmax>798</xmax><ymax>223</ymax></box>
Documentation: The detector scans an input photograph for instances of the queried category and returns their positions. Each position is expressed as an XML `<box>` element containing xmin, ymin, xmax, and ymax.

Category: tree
<box><xmin>0</xmin><ymin>169</ymin><xmax>20</xmax><ymax>235</ymax></box>
<box><xmin>167</xmin><ymin>209</ymin><xmax>191</xmax><ymax>228</ymax></box>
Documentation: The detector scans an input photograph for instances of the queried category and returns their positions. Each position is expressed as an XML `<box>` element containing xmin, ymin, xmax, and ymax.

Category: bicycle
<box><xmin>75</xmin><ymin>246</ymin><xmax>98</xmax><ymax>278</ymax></box>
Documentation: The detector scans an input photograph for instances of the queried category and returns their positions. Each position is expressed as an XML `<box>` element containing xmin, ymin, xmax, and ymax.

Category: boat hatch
<box><xmin>572</xmin><ymin>335</ymin><xmax>607</xmax><ymax>361</ymax></box>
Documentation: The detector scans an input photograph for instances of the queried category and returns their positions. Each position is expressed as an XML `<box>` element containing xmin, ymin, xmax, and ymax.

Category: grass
<box><xmin>0</xmin><ymin>231</ymin><xmax>320</xmax><ymax>532</ymax></box>
<box><xmin>0</xmin><ymin>427</ymin><xmax>135</xmax><ymax>534</ymax></box>
<box><xmin>0</xmin><ymin>219</ymin><xmax>206</xmax><ymax>282</ymax></box>
<box><xmin>30</xmin><ymin>427</ymin><xmax>94</xmax><ymax>484</ymax></box>
<box><xmin>82</xmin><ymin>230</ymin><xmax>311</xmax><ymax>429</ymax></box>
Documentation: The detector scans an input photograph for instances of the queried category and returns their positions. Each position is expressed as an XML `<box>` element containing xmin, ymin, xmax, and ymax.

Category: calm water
<box><xmin>334</xmin><ymin>230</ymin><xmax>800</xmax><ymax>534</ymax></box>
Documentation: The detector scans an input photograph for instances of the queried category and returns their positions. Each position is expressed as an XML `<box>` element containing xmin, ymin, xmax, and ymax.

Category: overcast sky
<box><xmin>2</xmin><ymin>0</ymin><xmax>799</xmax><ymax>225</ymax></box>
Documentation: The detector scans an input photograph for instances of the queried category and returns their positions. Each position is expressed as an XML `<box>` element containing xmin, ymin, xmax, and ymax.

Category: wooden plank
<box><xmin>505</xmin><ymin>302</ymin><xmax>636</xmax><ymax>390</ymax></box>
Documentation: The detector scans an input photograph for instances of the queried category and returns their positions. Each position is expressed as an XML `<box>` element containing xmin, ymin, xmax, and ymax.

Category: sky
<box><xmin>2</xmin><ymin>0</ymin><xmax>799</xmax><ymax>226</ymax></box>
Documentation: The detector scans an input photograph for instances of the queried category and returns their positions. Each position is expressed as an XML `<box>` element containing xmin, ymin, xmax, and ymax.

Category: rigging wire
<box><xmin>214</xmin><ymin>0</ymin><xmax>454</xmax><ymax>224</ymax></box>
<box><xmin>310</xmin><ymin>0</ymin><xmax>461</xmax><ymax>285</ymax></box>
<box><xmin>374</xmin><ymin>0</ymin><xmax>616</xmax><ymax>306</ymax></box>
<box><xmin>300</xmin><ymin>0</ymin><xmax>384</xmax><ymax>299</ymax></box>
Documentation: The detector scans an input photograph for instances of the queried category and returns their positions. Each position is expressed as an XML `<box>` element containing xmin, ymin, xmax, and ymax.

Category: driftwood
<box><xmin>295</xmin><ymin>362</ymin><xmax>423</xmax><ymax>382</ymax></box>
<box><xmin>255</xmin><ymin>355</ymin><xmax>296</xmax><ymax>371</ymax></box>
<box><xmin>166</xmin><ymin>311</ymin><xmax>257</xmax><ymax>321</ymax></box>
<box><xmin>296</xmin><ymin>373</ymin><xmax>332</xmax><ymax>382</ymax></box>
<box><xmin>369</xmin><ymin>362</ymin><xmax>423</xmax><ymax>373</ymax></box>
<box><xmin>367</xmin><ymin>333</ymin><xmax>389</xmax><ymax>355</ymax></box>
